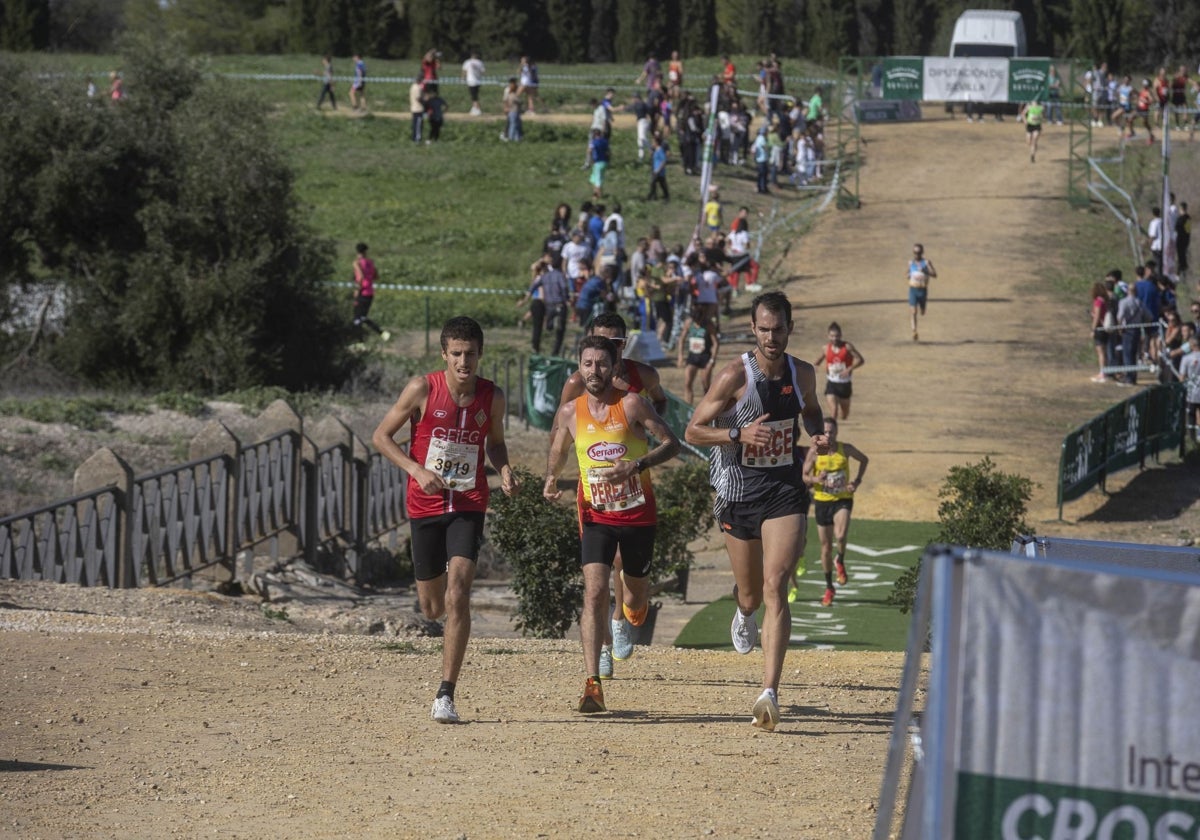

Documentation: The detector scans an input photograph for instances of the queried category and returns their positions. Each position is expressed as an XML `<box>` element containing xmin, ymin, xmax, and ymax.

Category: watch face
<box><xmin>729</xmin><ymin>427</ymin><xmax>740</xmax><ymax>442</ymax></box>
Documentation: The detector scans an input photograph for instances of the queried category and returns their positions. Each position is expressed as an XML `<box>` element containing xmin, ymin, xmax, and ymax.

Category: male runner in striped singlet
<box><xmin>373</xmin><ymin>316</ymin><xmax>518</xmax><ymax>724</ymax></box>
<box><xmin>544</xmin><ymin>336</ymin><xmax>680</xmax><ymax>714</ymax></box>
<box><xmin>555</xmin><ymin>313</ymin><xmax>668</xmax><ymax>679</ymax></box>
<box><xmin>685</xmin><ymin>291</ymin><xmax>827</xmax><ymax>731</ymax></box>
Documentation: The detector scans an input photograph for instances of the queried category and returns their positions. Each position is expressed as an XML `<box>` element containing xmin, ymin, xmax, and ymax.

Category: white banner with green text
<box><xmin>935</xmin><ymin>550</ymin><xmax>1200</xmax><ymax>838</ymax></box>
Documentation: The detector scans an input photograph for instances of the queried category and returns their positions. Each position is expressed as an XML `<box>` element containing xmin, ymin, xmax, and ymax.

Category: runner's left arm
<box><xmin>484</xmin><ymin>388</ymin><xmax>518</xmax><ymax>496</ymax></box>
<box><xmin>608</xmin><ymin>394</ymin><xmax>680</xmax><ymax>482</ymax></box>
<box><xmin>794</xmin><ymin>359</ymin><xmax>829</xmax><ymax>453</ymax></box>
<box><xmin>842</xmin><ymin>442</ymin><xmax>869</xmax><ymax>488</ymax></box>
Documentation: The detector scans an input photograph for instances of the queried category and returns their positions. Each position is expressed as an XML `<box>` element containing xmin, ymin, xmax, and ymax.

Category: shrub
<box><xmin>487</xmin><ymin>467</ymin><xmax>583</xmax><ymax>638</ymax></box>
<box><xmin>889</xmin><ymin>457</ymin><xmax>1034</xmax><ymax>613</ymax></box>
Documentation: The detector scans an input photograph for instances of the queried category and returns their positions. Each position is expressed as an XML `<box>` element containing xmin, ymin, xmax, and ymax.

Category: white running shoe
<box><xmin>612</xmin><ymin>617</ymin><xmax>635</xmax><ymax>661</ymax></box>
<box><xmin>599</xmin><ymin>645</ymin><xmax>614</xmax><ymax>679</ymax></box>
<box><xmin>430</xmin><ymin>695</ymin><xmax>460</xmax><ymax>723</ymax></box>
<box><xmin>730</xmin><ymin>587</ymin><xmax>758</xmax><ymax>654</ymax></box>
<box><xmin>751</xmin><ymin>689</ymin><xmax>780</xmax><ymax>731</ymax></box>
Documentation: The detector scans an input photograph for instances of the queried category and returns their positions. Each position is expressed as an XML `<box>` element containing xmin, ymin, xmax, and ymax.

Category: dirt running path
<box><xmin>2</xmin><ymin>117</ymin><xmax>1195</xmax><ymax>840</ymax></box>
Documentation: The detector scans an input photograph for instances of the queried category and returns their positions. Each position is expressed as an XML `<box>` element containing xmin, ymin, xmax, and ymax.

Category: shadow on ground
<box><xmin>1079</xmin><ymin>461</ymin><xmax>1200</xmax><ymax>524</ymax></box>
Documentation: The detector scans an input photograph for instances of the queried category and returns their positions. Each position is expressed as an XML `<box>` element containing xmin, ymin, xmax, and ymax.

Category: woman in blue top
<box><xmin>907</xmin><ymin>243</ymin><xmax>937</xmax><ymax>342</ymax></box>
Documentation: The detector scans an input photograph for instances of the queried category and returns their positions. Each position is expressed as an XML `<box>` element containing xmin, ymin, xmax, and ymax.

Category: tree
<box><xmin>544</xmin><ymin>0</ymin><xmax>590</xmax><ymax>61</ymax></box>
<box><xmin>0</xmin><ymin>0</ymin><xmax>50</xmax><ymax>49</ymax></box>
<box><xmin>469</xmin><ymin>0</ymin><xmax>531</xmax><ymax>63</ymax></box>
<box><xmin>588</xmin><ymin>0</ymin><xmax>616</xmax><ymax>62</ymax></box>
<box><xmin>0</xmin><ymin>37</ymin><xmax>358</xmax><ymax>393</ymax></box>
<box><xmin>678</xmin><ymin>0</ymin><xmax>717</xmax><ymax>57</ymax></box>
<box><xmin>889</xmin><ymin>457</ymin><xmax>1034</xmax><ymax>613</ymax></box>
<box><xmin>803</xmin><ymin>0</ymin><xmax>855</xmax><ymax>65</ymax></box>
<box><xmin>48</xmin><ymin>0</ymin><xmax>124</xmax><ymax>52</ymax></box>
<box><xmin>614</xmin><ymin>0</ymin><xmax>670</xmax><ymax>63</ymax></box>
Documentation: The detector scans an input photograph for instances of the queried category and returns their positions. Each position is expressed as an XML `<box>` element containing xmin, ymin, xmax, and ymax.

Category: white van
<box><xmin>948</xmin><ymin>10</ymin><xmax>1026</xmax><ymax>118</ymax></box>
<box><xmin>949</xmin><ymin>9</ymin><xmax>1027</xmax><ymax>58</ymax></box>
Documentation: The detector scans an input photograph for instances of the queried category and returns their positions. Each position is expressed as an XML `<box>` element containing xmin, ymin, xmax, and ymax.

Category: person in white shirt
<box><xmin>461</xmin><ymin>51</ymin><xmax>485</xmax><ymax>116</ymax></box>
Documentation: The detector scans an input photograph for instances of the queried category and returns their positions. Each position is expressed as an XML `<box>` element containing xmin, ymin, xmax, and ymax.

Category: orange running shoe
<box><xmin>821</xmin><ymin>587</ymin><xmax>835</xmax><ymax>607</ymax></box>
<box><xmin>623</xmin><ymin>601</ymin><xmax>649</xmax><ymax>627</ymax></box>
<box><xmin>578</xmin><ymin>677</ymin><xmax>606</xmax><ymax>714</ymax></box>
<box><xmin>835</xmin><ymin>560</ymin><xmax>848</xmax><ymax>586</ymax></box>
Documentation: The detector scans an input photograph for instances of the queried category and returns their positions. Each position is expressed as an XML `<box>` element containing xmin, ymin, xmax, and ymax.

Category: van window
<box><xmin>952</xmin><ymin>44</ymin><xmax>1016</xmax><ymax>58</ymax></box>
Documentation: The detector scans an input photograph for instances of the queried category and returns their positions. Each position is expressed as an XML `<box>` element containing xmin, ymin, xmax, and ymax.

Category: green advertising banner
<box><xmin>524</xmin><ymin>355</ymin><xmax>576</xmax><ymax>432</ymax></box>
<box><xmin>881</xmin><ymin>57</ymin><xmax>924</xmax><ymax>101</ymax></box>
<box><xmin>1008</xmin><ymin>58</ymin><xmax>1051</xmax><ymax>102</ymax></box>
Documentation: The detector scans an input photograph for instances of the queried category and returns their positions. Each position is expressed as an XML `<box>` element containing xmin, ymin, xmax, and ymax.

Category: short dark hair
<box><xmin>579</xmin><ymin>334</ymin><xmax>617</xmax><ymax>365</ymax></box>
<box><xmin>440</xmin><ymin>316</ymin><xmax>484</xmax><ymax>351</ymax></box>
<box><xmin>751</xmin><ymin>291</ymin><xmax>793</xmax><ymax>325</ymax></box>
<box><xmin>589</xmin><ymin>311</ymin><xmax>628</xmax><ymax>336</ymax></box>
<box><xmin>827</xmin><ymin>321</ymin><xmax>841</xmax><ymax>332</ymax></box>
<box><xmin>355</xmin><ymin>242</ymin><xmax>369</xmax><ymax>255</ymax></box>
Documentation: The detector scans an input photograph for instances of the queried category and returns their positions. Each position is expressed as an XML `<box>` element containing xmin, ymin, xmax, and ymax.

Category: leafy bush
<box><xmin>487</xmin><ymin>467</ymin><xmax>583</xmax><ymax>638</ymax></box>
<box><xmin>889</xmin><ymin>457</ymin><xmax>1034</xmax><ymax>613</ymax></box>
<box><xmin>0</xmin><ymin>396</ymin><xmax>148</xmax><ymax>431</ymax></box>
<box><xmin>0</xmin><ymin>38</ymin><xmax>360</xmax><ymax>394</ymax></box>
<box><xmin>651</xmin><ymin>459</ymin><xmax>716</xmax><ymax>590</ymax></box>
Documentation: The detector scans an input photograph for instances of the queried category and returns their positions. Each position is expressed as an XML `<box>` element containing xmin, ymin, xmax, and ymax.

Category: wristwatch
<box><xmin>728</xmin><ymin>427</ymin><xmax>740</xmax><ymax>443</ymax></box>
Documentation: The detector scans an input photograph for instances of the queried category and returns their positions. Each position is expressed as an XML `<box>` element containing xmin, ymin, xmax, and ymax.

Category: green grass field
<box><xmin>674</xmin><ymin>519</ymin><xmax>938</xmax><ymax>652</ymax></box>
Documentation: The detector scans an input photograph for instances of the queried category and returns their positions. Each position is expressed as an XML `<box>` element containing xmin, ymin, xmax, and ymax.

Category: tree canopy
<box><xmin>0</xmin><ymin>35</ymin><xmax>358</xmax><ymax>392</ymax></box>
<box><xmin>10</xmin><ymin>0</ymin><xmax>1200</xmax><ymax>73</ymax></box>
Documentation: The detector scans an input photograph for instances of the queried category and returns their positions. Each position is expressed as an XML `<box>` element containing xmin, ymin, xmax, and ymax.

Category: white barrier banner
<box><xmin>954</xmin><ymin>555</ymin><xmax>1200</xmax><ymax>836</ymax></box>
<box><xmin>924</xmin><ymin>58</ymin><xmax>1008</xmax><ymax>102</ymax></box>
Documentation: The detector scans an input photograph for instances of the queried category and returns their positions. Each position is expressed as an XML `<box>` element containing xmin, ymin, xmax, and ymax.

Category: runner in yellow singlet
<box><xmin>801</xmin><ymin>417</ymin><xmax>868</xmax><ymax>607</ymax></box>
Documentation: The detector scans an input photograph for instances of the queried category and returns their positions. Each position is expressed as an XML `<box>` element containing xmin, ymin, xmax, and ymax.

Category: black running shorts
<box><xmin>409</xmin><ymin>511</ymin><xmax>486</xmax><ymax>581</ymax></box>
<box><xmin>717</xmin><ymin>484</ymin><xmax>810</xmax><ymax>541</ymax></box>
<box><xmin>580</xmin><ymin>522</ymin><xmax>656</xmax><ymax>578</ymax></box>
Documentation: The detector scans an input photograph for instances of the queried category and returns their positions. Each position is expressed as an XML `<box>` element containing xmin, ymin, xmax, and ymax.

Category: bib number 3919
<box><xmin>424</xmin><ymin>438</ymin><xmax>479</xmax><ymax>489</ymax></box>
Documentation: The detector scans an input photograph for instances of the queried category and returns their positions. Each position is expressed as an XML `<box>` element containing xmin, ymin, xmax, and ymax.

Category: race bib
<box><xmin>740</xmin><ymin>419</ymin><xmax>795</xmax><ymax>468</ymax></box>
<box><xmin>688</xmin><ymin>335</ymin><xmax>707</xmax><ymax>354</ymax></box>
<box><xmin>586</xmin><ymin>466</ymin><xmax>647</xmax><ymax>511</ymax></box>
<box><xmin>424</xmin><ymin>438</ymin><xmax>479</xmax><ymax>490</ymax></box>
<box><xmin>909</xmin><ymin>271</ymin><xmax>928</xmax><ymax>289</ymax></box>
<box><xmin>827</xmin><ymin>361</ymin><xmax>849</xmax><ymax>382</ymax></box>
<box><xmin>823</xmin><ymin>470</ymin><xmax>849</xmax><ymax>494</ymax></box>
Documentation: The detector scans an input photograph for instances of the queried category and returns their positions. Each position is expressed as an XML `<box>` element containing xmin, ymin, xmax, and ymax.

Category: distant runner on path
<box><xmin>907</xmin><ymin>243</ymin><xmax>937</xmax><ymax>342</ymax></box>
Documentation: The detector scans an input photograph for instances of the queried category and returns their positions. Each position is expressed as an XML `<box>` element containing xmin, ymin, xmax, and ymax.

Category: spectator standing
<box><xmin>502</xmin><ymin>77</ymin><xmax>523</xmax><ymax>142</ymax></box>
<box><xmin>462</xmin><ymin>51</ymin><xmax>485</xmax><ymax>116</ymax></box>
<box><xmin>409</xmin><ymin>78</ymin><xmax>425</xmax><ymax>143</ymax></box>
<box><xmin>562</xmin><ymin>229</ymin><xmax>589</xmax><ymax>288</ymax></box>
<box><xmin>1147</xmin><ymin>208</ymin><xmax>1165</xmax><ymax>271</ymax></box>
<box><xmin>349</xmin><ymin>54</ymin><xmax>367</xmax><ymax>111</ymax></box>
<box><xmin>752</xmin><ymin>126</ymin><xmax>770</xmax><ymax>194</ymax></box>
<box><xmin>420</xmin><ymin>49</ymin><xmax>440</xmax><ymax>87</ymax></box>
<box><xmin>425</xmin><ymin>90</ymin><xmax>448</xmax><ymax>142</ymax></box>
<box><xmin>637</xmin><ymin>53</ymin><xmax>661</xmax><ymax>95</ymax></box>
<box><xmin>518</xmin><ymin>56</ymin><xmax>539</xmax><ymax>114</ymax></box>
<box><xmin>587</xmin><ymin>129</ymin><xmax>610</xmax><ymax>200</ymax></box>
<box><xmin>647</xmin><ymin>135</ymin><xmax>669</xmax><ymax>201</ymax></box>
<box><xmin>631</xmin><ymin>92</ymin><xmax>651</xmax><ymax>161</ymax></box>
<box><xmin>1090</xmin><ymin>280</ymin><xmax>1113</xmax><ymax>382</ymax></box>
<box><xmin>1176</xmin><ymin>201</ymin><xmax>1191</xmax><ymax>278</ymax></box>
<box><xmin>667</xmin><ymin>50</ymin><xmax>684</xmax><ymax>103</ymax></box>
<box><xmin>1047</xmin><ymin>64</ymin><xmax>1063</xmax><ymax>124</ymax></box>
<box><xmin>1117</xmin><ymin>283</ymin><xmax>1149</xmax><ymax>386</ymax></box>
<box><xmin>1179</xmin><ymin>334</ymin><xmax>1200</xmax><ymax>436</ymax></box>
<box><xmin>316</xmin><ymin>55</ymin><xmax>337</xmax><ymax>110</ymax></box>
